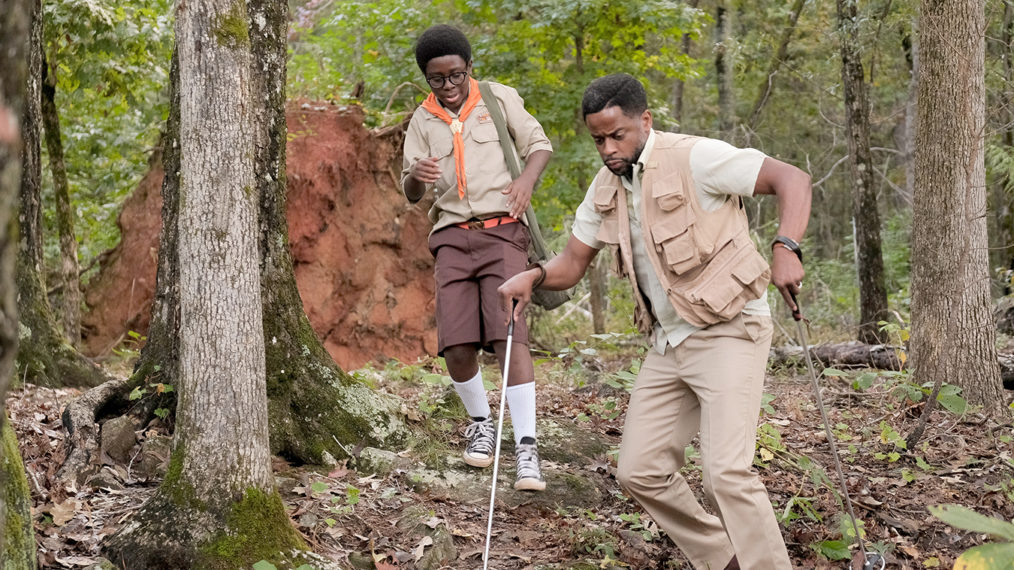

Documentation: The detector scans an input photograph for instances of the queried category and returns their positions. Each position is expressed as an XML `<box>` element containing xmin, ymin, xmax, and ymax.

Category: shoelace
<box><xmin>464</xmin><ymin>420</ymin><xmax>495</xmax><ymax>455</ymax></box>
<box><xmin>515</xmin><ymin>444</ymin><xmax>542</xmax><ymax>479</ymax></box>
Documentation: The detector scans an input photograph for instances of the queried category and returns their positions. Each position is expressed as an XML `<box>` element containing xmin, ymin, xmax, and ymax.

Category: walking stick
<box><xmin>482</xmin><ymin>299</ymin><xmax>517</xmax><ymax>569</ymax></box>
<box><xmin>790</xmin><ymin>292</ymin><xmax>885</xmax><ymax>570</ymax></box>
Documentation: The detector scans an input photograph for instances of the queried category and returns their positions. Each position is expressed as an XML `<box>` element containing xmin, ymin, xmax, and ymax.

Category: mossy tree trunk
<box><xmin>14</xmin><ymin>0</ymin><xmax>105</xmax><ymax>389</ymax></box>
<box><xmin>910</xmin><ymin>0</ymin><xmax>1003</xmax><ymax>415</ymax></box>
<box><xmin>247</xmin><ymin>0</ymin><xmax>408</xmax><ymax>464</ymax></box>
<box><xmin>103</xmin><ymin>1</ymin><xmax>304</xmax><ymax>566</ymax></box>
<box><xmin>837</xmin><ymin>0</ymin><xmax>889</xmax><ymax>344</ymax></box>
<box><xmin>40</xmin><ymin>53</ymin><xmax>81</xmax><ymax>346</ymax></box>
<box><xmin>63</xmin><ymin>0</ymin><xmax>408</xmax><ymax>485</ymax></box>
<box><xmin>1</xmin><ymin>0</ymin><xmax>39</xmax><ymax>567</ymax></box>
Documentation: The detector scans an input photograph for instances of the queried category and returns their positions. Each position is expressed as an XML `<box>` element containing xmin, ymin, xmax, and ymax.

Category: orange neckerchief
<box><xmin>420</xmin><ymin>77</ymin><xmax>482</xmax><ymax>199</ymax></box>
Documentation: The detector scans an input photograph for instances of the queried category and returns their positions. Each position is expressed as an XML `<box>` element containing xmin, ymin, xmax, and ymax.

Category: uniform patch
<box><xmin>477</xmin><ymin>112</ymin><xmax>492</xmax><ymax>123</ymax></box>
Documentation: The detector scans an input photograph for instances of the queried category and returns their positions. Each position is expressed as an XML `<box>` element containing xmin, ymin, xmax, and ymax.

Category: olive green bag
<box><xmin>477</xmin><ymin>80</ymin><xmax>571</xmax><ymax>310</ymax></box>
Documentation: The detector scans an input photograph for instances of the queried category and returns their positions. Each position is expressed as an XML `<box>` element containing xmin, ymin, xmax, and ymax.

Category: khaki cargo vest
<box><xmin>591</xmin><ymin>132</ymin><xmax>771</xmax><ymax>331</ymax></box>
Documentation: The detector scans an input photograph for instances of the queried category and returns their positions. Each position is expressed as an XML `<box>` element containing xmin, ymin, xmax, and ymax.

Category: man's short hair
<box><xmin>582</xmin><ymin>73</ymin><xmax>648</xmax><ymax>119</ymax></box>
<box><xmin>415</xmin><ymin>25</ymin><xmax>472</xmax><ymax>72</ymax></box>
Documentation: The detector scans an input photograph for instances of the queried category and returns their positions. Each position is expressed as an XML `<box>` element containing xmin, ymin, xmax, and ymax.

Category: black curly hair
<box><xmin>414</xmin><ymin>24</ymin><xmax>472</xmax><ymax>72</ymax></box>
<box><xmin>581</xmin><ymin>73</ymin><xmax>648</xmax><ymax>119</ymax></box>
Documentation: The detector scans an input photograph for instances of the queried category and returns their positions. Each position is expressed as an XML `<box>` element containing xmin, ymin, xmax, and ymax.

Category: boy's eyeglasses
<box><xmin>426</xmin><ymin>71</ymin><xmax>469</xmax><ymax>89</ymax></box>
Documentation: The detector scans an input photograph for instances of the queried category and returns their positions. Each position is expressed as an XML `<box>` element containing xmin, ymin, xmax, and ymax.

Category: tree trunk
<box><xmin>901</xmin><ymin>26</ymin><xmax>918</xmax><ymax>206</ymax></box>
<box><xmin>745</xmin><ymin>0</ymin><xmax>806</xmax><ymax>132</ymax></box>
<box><xmin>670</xmin><ymin>0</ymin><xmax>699</xmax><ymax>131</ymax></box>
<box><xmin>910</xmin><ymin>0</ymin><xmax>1003</xmax><ymax>412</ymax></box>
<box><xmin>41</xmin><ymin>54</ymin><xmax>81</xmax><ymax>346</ymax></box>
<box><xmin>837</xmin><ymin>0</ymin><xmax>889</xmax><ymax>344</ymax></box>
<box><xmin>991</xmin><ymin>2</ymin><xmax>1014</xmax><ymax>274</ymax></box>
<box><xmin>715</xmin><ymin>2</ymin><xmax>735</xmax><ymax>140</ymax></box>
<box><xmin>14</xmin><ymin>0</ymin><xmax>105</xmax><ymax>388</ymax></box>
<box><xmin>65</xmin><ymin>0</ymin><xmax>408</xmax><ymax>481</ymax></box>
<box><xmin>248</xmin><ymin>0</ymin><xmax>406</xmax><ymax>463</ymax></box>
<box><xmin>104</xmin><ymin>1</ymin><xmax>304</xmax><ymax>565</ymax></box>
<box><xmin>1</xmin><ymin>0</ymin><xmax>38</xmax><ymax>566</ymax></box>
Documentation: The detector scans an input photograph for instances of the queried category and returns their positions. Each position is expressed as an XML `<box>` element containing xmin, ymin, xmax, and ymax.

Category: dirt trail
<box><xmin>82</xmin><ymin>102</ymin><xmax>437</xmax><ymax>369</ymax></box>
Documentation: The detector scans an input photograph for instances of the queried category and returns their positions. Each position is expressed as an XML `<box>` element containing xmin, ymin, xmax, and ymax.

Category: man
<box><xmin>401</xmin><ymin>25</ymin><xmax>553</xmax><ymax>491</ymax></box>
<box><xmin>499</xmin><ymin>74</ymin><xmax>809</xmax><ymax>568</ymax></box>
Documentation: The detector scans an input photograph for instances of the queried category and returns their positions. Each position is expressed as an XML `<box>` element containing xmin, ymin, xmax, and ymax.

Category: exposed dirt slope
<box><xmin>82</xmin><ymin>102</ymin><xmax>437</xmax><ymax>369</ymax></box>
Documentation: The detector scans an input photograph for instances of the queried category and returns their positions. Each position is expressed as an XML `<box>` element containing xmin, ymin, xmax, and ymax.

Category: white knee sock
<box><xmin>453</xmin><ymin>370</ymin><xmax>490</xmax><ymax>420</ymax></box>
<box><xmin>506</xmin><ymin>381</ymin><xmax>537</xmax><ymax>445</ymax></box>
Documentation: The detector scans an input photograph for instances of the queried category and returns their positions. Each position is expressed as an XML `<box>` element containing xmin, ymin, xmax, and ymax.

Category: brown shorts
<box><xmin>428</xmin><ymin>222</ymin><xmax>530</xmax><ymax>354</ymax></box>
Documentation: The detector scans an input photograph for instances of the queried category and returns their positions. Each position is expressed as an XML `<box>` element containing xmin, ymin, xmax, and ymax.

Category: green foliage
<box><xmin>41</xmin><ymin>0</ymin><xmax>172</xmax><ymax>267</ymax></box>
<box><xmin>930</xmin><ymin>504</ymin><xmax>1014</xmax><ymax>569</ymax></box>
<box><xmin>288</xmin><ymin>0</ymin><xmax>704</xmax><ymax>230</ymax></box>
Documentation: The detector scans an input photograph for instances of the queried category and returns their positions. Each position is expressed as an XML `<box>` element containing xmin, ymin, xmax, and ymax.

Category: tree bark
<box><xmin>746</xmin><ymin>0</ymin><xmax>806</xmax><ymax>132</ymax></box>
<box><xmin>901</xmin><ymin>26</ymin><xmax>918</xmax><ymax>206</ymax></box>
<box><xmin>41</xmin><ymin>54</ymin><xmax>81</xmax><ymax>346</ymax></box>
<box><xmin>104</xmin><ymin>0</ymin><xmax>304</xmax><ymax>565</ymax></box>
<box><xmin>910</xmin><ymin>0</ymin><xmax>1003</xmax><ymax>414</ymax></box>
<box><xmin>13</xmin><ymin>0</ymin><xmax>105</xmax><ymax>389</ymax></box>
<box><xmin>65</xmin><ymin>0</ymin><xmax>408</xmax><ymax>483</ymax></box>
<box><xmin>1</xmin><ymin>0</ymin><xmax>37</xmax><ymax>566</ymax></box>
<box><xmin>837</xmin><ymin>0</ymin><xmax>889</xmax><ymax>344</ymax></box>
<box><xmin>715</xmin><ymin>2</ymin><xmax>735</xmax><ymax>140</ymax></box>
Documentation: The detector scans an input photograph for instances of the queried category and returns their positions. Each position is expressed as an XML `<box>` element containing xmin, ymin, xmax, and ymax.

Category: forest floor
<box><xmin>7</xmin><ymin>336</ymin><xmax>1014</xmax><ymax>570</ymax></box>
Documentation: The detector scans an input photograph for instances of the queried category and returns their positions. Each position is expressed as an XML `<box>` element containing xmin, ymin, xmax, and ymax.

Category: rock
<box><xmin>997</xmin><ymin>296</ymin><xmax>1014</xmax><ymax>334</ymax></box>
<box><xmin>537</xmin><ymin>418</ymin><xmax>612</xmax><ymax>465</ymax></box>
<box><xmin>274</xmin><ymin>475</ymin><xmax>300</xmax><ymax>496</ymax></box>
<box><xmin>357</xmin><ymin>446</ymin><xmax>407</xmax><ymax>476</ymax></box>
<box><xmin>99</xmin><ymin>415</ymin><xmax>137</xmax><ymax>464</ymax></box>
<box><xmin>134</xmin><ymin>434</ymin><xmax>171</xmax><ymax>480</ymax></box>
<box><xmin>86</xmin><ymin>468</ymin><xmax>125</xmax><ymax>490</ymax></box>
<box><xmin>395</xmin><ymin>505</ymin><xmax>457</xmax><ymax>570</ymax></box>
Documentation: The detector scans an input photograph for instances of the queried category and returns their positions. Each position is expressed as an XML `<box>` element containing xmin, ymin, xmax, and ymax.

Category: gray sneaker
<box><xmin>514</xmin><ymin>442</ymin><xmax>546</xmax><ymax>491</ymax></box>
<box><xmin>463</xmin><ymin>417</ymin><xmax>496</xmax><ymax>467</ymax></box>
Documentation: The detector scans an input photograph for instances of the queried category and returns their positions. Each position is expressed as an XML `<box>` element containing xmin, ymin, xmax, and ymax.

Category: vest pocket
<box><xmin>651</xmin><ymin>174</ymin><xmax>686</xmax><ymax>211</ymax></box>
<box><xmin>685</xmin><ymin>242</ymin><xmax>770</xmax><ymax>322</ymax></box>
<box><xmin>657</xmin><ymin>228</ymin><xmax>699</xmax><ymax>274</ymax></box>
<box><xmin>651</xmin><ymin>207</ymin><xmax>700</xmax><ymax>274</ymax></box>
<box><xmin>732</xmin><ymin>248</ymin><xmax>770</xmax><ymax>299</ymax></box>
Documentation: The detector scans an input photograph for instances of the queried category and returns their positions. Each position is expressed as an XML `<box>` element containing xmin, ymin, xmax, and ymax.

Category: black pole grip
<box><xmin>507</xmin><ymin>299</ymin><xmax>518</xmax><ymax>335</ymax></box>
<box><xmin>790</xmin><ymin>291</ymin><xmax>802</xmax><ymax>322</ymax></box>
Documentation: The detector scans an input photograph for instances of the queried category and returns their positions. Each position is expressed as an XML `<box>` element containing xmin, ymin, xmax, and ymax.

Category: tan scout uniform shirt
<box><xmin>573</xmin><ymin>130</ymin><xmax>770</xmax><ymax>353</ymax></box>
<box><xmin>401</xmin><ymin>82</ymin><xmax>553</xmax><ymax>233</ymax></box>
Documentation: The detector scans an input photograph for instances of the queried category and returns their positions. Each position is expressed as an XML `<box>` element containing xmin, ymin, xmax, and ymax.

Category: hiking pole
<box><xmin>789</xmin><ymin>292</ymin><xmax>885</xmax><ymax>570</ymax></box>
<box><xmin>483</xmin><ymin>299</ymin><xmax>518</xmax><ymax>569</ymax></box>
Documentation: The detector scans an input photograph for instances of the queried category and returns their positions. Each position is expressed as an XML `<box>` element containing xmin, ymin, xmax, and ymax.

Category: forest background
<box><xmin>34</xmin><ymin>0</ymin><xmax>1014</xmax><ymax>339</ymax></box>
<box><xmin>3</xmin><ymin>0</ymin><xmax>1014</xmax><ymax>568</ymax></box>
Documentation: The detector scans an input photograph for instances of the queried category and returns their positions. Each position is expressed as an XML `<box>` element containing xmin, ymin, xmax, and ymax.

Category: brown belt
<box><xmin>456</xmin><ymin>215</ymin><xmax>518</xmax><ymax>230</ymax></box>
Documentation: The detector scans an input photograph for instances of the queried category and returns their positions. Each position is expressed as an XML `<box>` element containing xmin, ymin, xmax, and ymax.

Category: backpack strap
<box><xmin>476</xmin><ymin>80</ymin><xmax>551</xmax><ymax>262</ymax></box>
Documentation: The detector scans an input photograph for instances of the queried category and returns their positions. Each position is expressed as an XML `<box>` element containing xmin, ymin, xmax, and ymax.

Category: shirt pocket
<box><xmin>469</xmin><ymin>121</ymin><xmax>500</xmax><ymax>144</ymax></box>
<box><xmin>429</xmin><ymin>126</ymin><xmax>454</xmax><ymax>158</ymax></box>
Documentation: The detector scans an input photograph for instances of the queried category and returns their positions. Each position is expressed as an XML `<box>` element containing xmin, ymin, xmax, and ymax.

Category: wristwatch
<box><xmin>772</xmin><ymin>235</ymin><xmax>802</xmax><ymax>262</ymax></box>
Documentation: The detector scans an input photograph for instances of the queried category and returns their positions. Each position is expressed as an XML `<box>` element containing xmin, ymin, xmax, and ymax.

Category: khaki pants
<box><xmin>617</xmin><ymin>314</ymin><xmax>791</xmax><ymax>570</ymax></box>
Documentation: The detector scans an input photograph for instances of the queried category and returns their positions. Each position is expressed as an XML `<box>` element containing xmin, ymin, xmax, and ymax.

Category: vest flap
<box><xmin>593</xmin><ymin>184</ymin><xmax>619</xmax><ymax>213</ymax></box>
<box><xmin>650</xmin><ymin>172</ymin><xmax>687</xmax><ymax>211</ymax></box>
<box><xmin>732</xmin><ymin>248</ymin><xmax>770</xmax><ymax>285</ymax></box>
<box><xmin>649</xmin><ymin>206</ymin><xmax>697</xmax><ymax>242</ymax></box>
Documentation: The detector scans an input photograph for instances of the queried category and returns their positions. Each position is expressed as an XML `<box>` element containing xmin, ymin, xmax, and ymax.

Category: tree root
<box><xmin>58</xmin><ymin>376</ymin><xmax>135</xmax><ymax>488</ymax></box>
